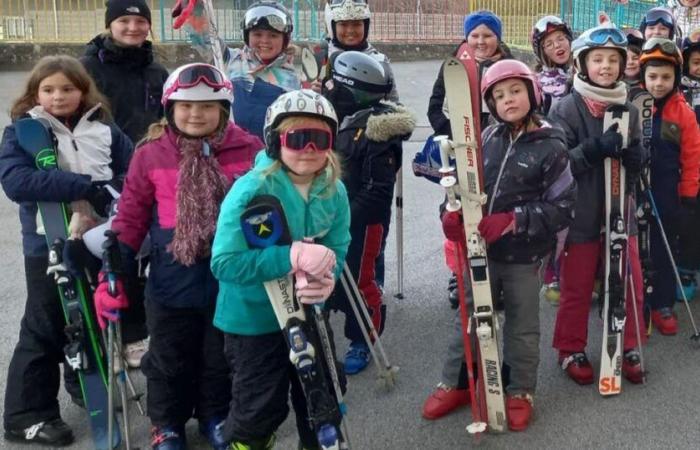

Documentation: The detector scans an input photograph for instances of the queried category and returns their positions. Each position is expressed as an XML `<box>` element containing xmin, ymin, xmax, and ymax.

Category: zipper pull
<box><xmin>72</xmin><ymin>139</ymin><xmax>78</xmax><ymax>152</ymax></box>
<box><xmin>202</xmin><ymin>140</ymin><xmax>211</xmax><ymax>157</ymax></box>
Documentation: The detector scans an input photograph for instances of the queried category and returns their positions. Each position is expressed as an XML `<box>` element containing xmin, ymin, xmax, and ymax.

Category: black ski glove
<box><xmin>623</xmin><ymin>139</ymin><xmax>642</xmax><ymax>191</ymax></box>
<box><xmin>85</xmin><ymin>183</ymin><xmax>113</xmax><ymax>218</ymax></box>
<box><xmin>582</xmin><ymin>123</ymin><xmax>623</xmax><ymax>164</ymax></box>
<box><xmin>63</xmin><ymin>238</ymin><xmax>100</xmax><ymax>280</ymax></box>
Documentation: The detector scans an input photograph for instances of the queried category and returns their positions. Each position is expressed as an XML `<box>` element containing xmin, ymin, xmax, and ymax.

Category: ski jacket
<box><xmin>112</xmin><ymin>123</ymin><xmax>261</xmax><ymax>309</ymax></box>
<box><xmin>681</xmin><ymin>77</ymin><xmax>700</xmax><ymax>125</ymax></box>
<box><xmin>81</xmin><ymin>35</ymin><xmax>168</xmax><ymax>144</ymax></box>
<box><xmin>548</xmin><ymin>89</ymin><xmax>642</xmax><ymax>243</ymax></box>
<box><xmin>211</xmin><ymin>152</ymin><xmax>351</xmax><ymax>336</ymax></box>
<box><xmin>482</xmin><ymin>122</ymin><xmax>577</xmax><ymax>263</ymax></box>
<box><xmin>336</xmin><ymin>101</ymin><xmax>415</xmax><ymax>225</ymax></box>
<box><xmin>650</xmin><ymin>91</ymin><xmax>700</xmax><ymax>201</ymax></box>
<box><xmin>670</xmin><ymin>2</ymin><xmax>700</xmax><ymax>39</ymax></box>
<box><xmin>0</xmin><ymin>105</ymin><xmax>133</xmax><ymax>257</ymax></box>
<box><xmin>536</xmin><ymin>66</ymin><xmax>572</xmax><ymax>115</ymax></box>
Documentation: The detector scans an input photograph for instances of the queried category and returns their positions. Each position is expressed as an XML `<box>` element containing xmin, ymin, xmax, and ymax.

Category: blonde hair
<box><xmin>138</xmin><ymin>103</ymin><xmax>230</xmax><ymax>146</ymax></box>
<box><xmin>267</xmin><ymin>116</ymin><xmax>342</xmax><ymax>191</ymax></box>
<box><xmin>11</xmin><ymin>55</ymin><xmax>111</xmax><ymax>121</ymax></box>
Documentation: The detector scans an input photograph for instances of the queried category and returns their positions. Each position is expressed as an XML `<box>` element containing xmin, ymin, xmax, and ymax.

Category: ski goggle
<box><xmin>280</xmin><ymin>128</ymin><xmax>333</xmax><ymax>152</ymax></box>
<box><xmin>533</xmin><ymin>15</ymin><xmax>566</xmax><ymax>35</ymax></box>
<box><xmin>587</xmin><ymin>27</ymin><xmax>627</xmax><ymax>46</ymax></box>
<box><xmin>643</xmin><ymin>37</ymin><xmax>679</xmax><ymax>56</ymax></box>
<box><xmin>243</xmin><ymin>5</ymin><xmax>290</xmax><ymax>33</ymax></box>
<box><xmin>173</xmin><ymin>64</ymin><xmax>229</xmax><ymax>91</ymax></box>
<box><xmin>642</xmin><ymin>8</ymin><xmax>674</xmax><ymax>28</ymax></box>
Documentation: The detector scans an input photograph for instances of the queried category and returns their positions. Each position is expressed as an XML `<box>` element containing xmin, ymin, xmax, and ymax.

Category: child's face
<box><xmin>467</xmin><ymin>24</ymin><xmax>499</xmax><ymax>60</ymax></box>
<box><xmin>249</xmin><ymin>29</ymin><xmax>285</xmax><ymax>61</ymax></box>
<box><xmin>681</xmin><ymin>0</ymin><xmax>700</xmax><ymax>7</ymax></box>
<box><xmin>335</xmin><ymin>20</ymin><xmax>365</xmax><ymax>47</ymax></box>
<box><xmin>279</xmin><ymin>119</ymin><xmax>332</xmax><ymax>181</ymax></box>
<box><xmin>688</xmin><ymin>51</ymin><xmax>700</xmax><ymax>78</ymax></box>
<box><xmin>585</xmin><ymin>48</ymin><xmax>621</xmax><ymax>87</ymax></box>
<box><xmin>491</xmin><ymin>79</ymin><xmax>531</xmax><ymax>124</ymax></box>
<box><xmin>172</xmin><ymin>101</ymin><xmax>221</xmax><ymax>136</ymax></box>
<box><xmin>644</xmin><ymin>23</ymin><xmax>671</xmax><ymax>40</ymax></box>
<box><xmin>109</xmin><ymin>15</ymin><xmax>150</xmax><ymax>47</ymax></box>
<box><xmin>36</xmin><ymin>72</ymin><xmax>82</xmax><ymax>118</ymax></box>
<box><xmin>645</xmin><ymin>64</ymin><xmax>675</xmax><ymax>99</ymax></box>
<box><xmin>542</xmin><ymin>30</ymin><xmax>571</xmax><ymax>66</ymax></box>
<box><xmin>625</xmin><ymin>51</ymin><xmax>640</xmax><ymax>79</ymax></box>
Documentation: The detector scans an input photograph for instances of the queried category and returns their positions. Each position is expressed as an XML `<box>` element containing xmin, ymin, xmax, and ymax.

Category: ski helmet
<box><xmin>623</xmin><ymin>28</ymin><xmax>644</xmax><ymax>53</ymax></box>
<box><xmin>571</xmin><ymin>24</ymin><xmax>627</xmax><ymax>82</ymax></box>
<box><xmin>530</xmin><ymin>15</ymin><xmax>573</xmax><ymax>64</ymax></box>
<box><xmin>481</xmin><ymin>59</ymin><xmax>542</xmax><ymax>122</ymax></box>
<box><xmin>263</xmin><ymin>89</ymin><xmax>338</xmax><ymax>159</ymax></box>
<box><xmin>325</xmin><ymin>0</ymin><xmax>371</xmax><ymax>46</ymax></box>
<box><xmin>242</xmin><ymin>1</ymin><xmax>293</xmax><ymax>48</ymax></box>
<box><xmin>640</xmin><ymin>7</ymin><xmax>676</xmax><ymax>40</ymax></box>
<box><xmin>640</xmin><ymin>37</ymin><xmax>683</xmax><ymax>89</ymax></box>
<box><xmin>681</xmin><ymin>28</ymin><xmax>700</xmax><ymax>76</ymax></box>
<box><xmin>327</xmin><ymin>51</ymin><xmax>392</xmax><ymax>108</ymax></box>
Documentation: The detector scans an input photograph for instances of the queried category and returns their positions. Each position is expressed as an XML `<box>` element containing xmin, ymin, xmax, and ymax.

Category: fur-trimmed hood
<box><xmin>340</xmin><ymin>101</ymin><xmax>416</xmax><ymax>143</ymax></box>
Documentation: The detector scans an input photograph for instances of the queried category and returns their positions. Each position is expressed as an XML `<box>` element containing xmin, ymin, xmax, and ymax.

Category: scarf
<box><xmin>168</xmin><ymin>131</ymin><xmax>229</xmax><ymax>266</ymax></box>
<box><xmin>573</xmin><ymin>76</ymin><xmax>627</xmax><ymax>118</ymax></box>
<box><xmin>226</xmin><ymin>46</ymin><xmax>300</xmax><ymax>93</ymax></box>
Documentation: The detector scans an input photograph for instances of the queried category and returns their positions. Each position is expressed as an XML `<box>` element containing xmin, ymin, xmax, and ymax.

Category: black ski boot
<box><xmin>4</xmin><ymin>418</ymin><xmax>74</xmax><ymax>446</ymax></box>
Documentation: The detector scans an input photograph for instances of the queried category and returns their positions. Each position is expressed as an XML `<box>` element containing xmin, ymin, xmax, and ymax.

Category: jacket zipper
<box><xmin>488</xmin><ymin>130</ymin><xmax>523</xmax><ymax>214</ymax></box>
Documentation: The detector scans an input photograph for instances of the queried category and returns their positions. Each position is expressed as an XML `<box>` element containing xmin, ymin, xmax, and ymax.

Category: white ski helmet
<box><xmin>571</xmin><ymin>24</ymin><xmax>627</xmax><ymax>82</ymax></box>
<box><xmin>162</xmin><ymin>63</ymin><xmax>233</xmax><ymax>106</ymax></box>
<box><xmin>263</xmin><ymin>89</ymin><xmax>338</xmax><ymax>158</ymax></box>
<box><xmin>325</xmin><ymin>0</ymin><xmax>371</xmax><ymax>44</ymax></box>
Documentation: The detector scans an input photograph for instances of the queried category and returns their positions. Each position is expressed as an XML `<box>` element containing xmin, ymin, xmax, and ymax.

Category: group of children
<box><xmin>3</xmin><ymin>0</ymin><xmax>700</xmax><ymax>448</ymax></box>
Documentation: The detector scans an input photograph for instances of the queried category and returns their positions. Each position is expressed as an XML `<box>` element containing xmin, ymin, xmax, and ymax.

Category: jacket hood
<box><xmin>363</xmin><ymin>102</ymin><xmax>416</xmax><ymax>142</ymax></box>
<box><xmin>84</xmin><ymin>34</ymin><xmax>154</xmax><ymax>67</ymax></box>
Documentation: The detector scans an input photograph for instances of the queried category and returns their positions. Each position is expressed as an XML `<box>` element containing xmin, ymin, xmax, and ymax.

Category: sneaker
<box><xmin>124</xmin><ymin>338</ymin><xmax>149</xmax><ymax>368</ymax></box>
<box><xmin>422</xmin><ymin>383</ymin><xmax>470</xmax><ymax>420</ymax></box>
<box><xmin>559</xmin><ymin>352</ymin><xmax>594</xmax><ymax>385</ymax></box>
<box><xmin>651</xmin><ymin>308</ymin><xmax>678</xmax><ymax>335</ymax></box>
<box><xmin>447</xmin><ymin>274</ymin><xmax>459</xmax><ymax>309</ymax></box>
<box><xmin>4</xmin><ymin>418</ymin><xmax>74</xmax><ymax>446</ymax></box>
<box><xmin>344</xmin><ymin>342</ymin><xmax>370</xmax><ymax>375</ymax></box>
<box><xmin>231</xmin><ymin>434</ymin><xmax>276</xmax><ymax>450</ymax></box>
<box><xmin>506</xmin><ymin>393</ymin><xmax>534</xmax><ymax>431</ymax></box>
<box><xmin>622</xmin><ymin>349</ymin><xmax>645</xmax><ymax>384</ymax></box>
<box><xmin>198</xmin><ymin>417</ymin><xmax>228</xmax><ymax>450</ymax></box>
<box><xmin>151</xmin><ymin>426</ymin><xmax>186</xmax><ymax>450</ymax></box>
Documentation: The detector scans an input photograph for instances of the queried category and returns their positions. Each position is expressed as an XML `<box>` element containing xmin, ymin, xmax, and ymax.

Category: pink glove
<box><xmin>93</xmin><ymin>276</ymin><xmax>129</xmax><ymax>330</ymax></box>
<box><xmin>290</xmin><ymin>241</ymin><xmax>336</xmax><ymax>278</ymax></box>
<box><xmin>441</xmin><ymin>210</ymin><xmax>464</xmax><ymax>243</ymax></box>
<box><xmin>477</xmin><ymin>212</ymin><xmax>515</xmax><ymax>244</ymax></box>
<box><xmin>296</xmin><ymin>271</ymin><xmax>335</xmax><ymax>305</ymax></box>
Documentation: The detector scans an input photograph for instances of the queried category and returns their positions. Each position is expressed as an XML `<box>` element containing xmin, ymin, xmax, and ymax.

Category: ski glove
<box><xmin>477</xmin><ymin>211</ymin><xmax>515</xmax><ymax>244</ymax></box>
<box><xmin>441</xmin><ymin>210</ymin><xmax>465</xmax><ymax>243</ymax></box>
<box><xmin>296</xmin><ymin>271</ymin><xmax>335</xmax><ymax>305</ymax></box>
<box><xmin>85</xmin><ymin>183</ymin><xmax>113</xmax><ymax>218</ymax></box>
<box><xmin>290</xmin><ymin>241</ymin><xmax>336</xmax><ymax>279</ymax></box>
<box><xmin>582</xmin><ymin>123</ymin><xmax>623</xmax><ymax>163</ymax></box>
<box><xmin>622</xmin><ymin>139</ymin><xmax>642</xmax><ymax>190</ymax></box>
<box><xmin>93</xmin><ymin>273</ymin><xmax>129</xmax><ymax>330</ymax></box>
<box><xmin>63</xmin><ymin>238</ymin><xmax>99</xmax><ymax>279</ymax></box>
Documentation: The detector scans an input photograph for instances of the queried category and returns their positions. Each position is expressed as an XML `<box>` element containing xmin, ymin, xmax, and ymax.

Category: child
<box><xmin>531</xmin><ymin>15</ymin><xmax>574</xmax><ymax>114</ymax></box>
<box><xmin>638</xmin><ymin>38</ymin><xmax>700</xmax><ymax>334</ymax></box>
<box><xmin>324</xmin><ymin>51</ymin><xmax>415</xmax><ymax>374</ymax></box>
<box><xmin>670</xmin><ymin>0</ymin><xmax>700</xmax><ymax>40</ymax></box>
<box><xmin>0</xmin><ymin>55</ymin><xmax>132</xmax><ymax>446</ymax></box>
<box><xmin>681</xmin><ymin>27</ymin><xmax>700</xmax><ymax>116</ymax></box>
<box><xmin>81</xmin><ymin>0</ymin><xmax>168</xmax><ymax>368</ymax></box>
<box><xmin>548</xmin><ymin>24</ymin><xmax>647</xmax><ymax>386</ymax></box>
<box><xmin>640</xmin><ymin>7</ymin><xmax>676</xmax><ymax>40</ymax></box>
<box><xmin>623</xmin><ymin>28</ymin><xmax>645</xmax><ymax>99</ymax></box>
<box><xmin>210</xmin><ymin>89</ymin><xmax>351</xmax><ymax>449</ymax></box>
<box><xmin>225</xmin><ymin>0</ymin><xmax>300</xmax><ymax>140</ymax></box>
<box><xmin>424</xmin><ymin>59</ymin><xmax>576</xmax><ymax>431</ymax></box>
<box><xmin>95</xmin><ymin>63</ymin><xmax>262</xmax><ymax>449</ymax></box>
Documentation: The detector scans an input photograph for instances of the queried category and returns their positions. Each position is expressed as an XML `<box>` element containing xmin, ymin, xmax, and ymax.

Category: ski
<box><xmin>14</xmin><ymin>118</ymin><xmax>120</xmax><ymax>449</ymax></box>
<box><xmin>599</xmin><ymin>105</ymin><xmax>629</xmax><ymax>396</ymax></box>
<box><xmin>241</xmin><ymin>195</ymin><xmax>350</xmax><ymax>450</ymax></box>
<box><xmin>440</xmin><ymin>53</ymin><xmax>506</xmax><ymax>433</ymax></box>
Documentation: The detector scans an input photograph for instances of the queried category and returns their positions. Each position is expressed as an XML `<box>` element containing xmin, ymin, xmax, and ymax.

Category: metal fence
<box><xmin>0</xmin><ymin>0</ymin><xmax>669</xmax><ymax>44</ymax></box>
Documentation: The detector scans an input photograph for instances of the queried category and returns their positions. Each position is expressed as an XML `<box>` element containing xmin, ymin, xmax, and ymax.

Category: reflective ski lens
<box><xmin>244</xmin><ymin>6</ymin><xmax>290</xmax><ymax>33</ymax></box>
<box><xmin>643</xmin><ymin>8</ymin><xmax>674</xmax><ymax>28</ymax></box>
<box><xmin>534</xmin><ymin>15</ymin><xmax>565</xmax><ymax>34</ymax></box>
<box><xmin>281</xmin><ymin>128</ymin><xmax>333</xmax><ymax>152</ymax></box>
<box><xmin>588</xmin><ymin>27</ymin><xmax>627</xmax><ymax>46</ymax></box>
<box><xmin>177</xmin><ymin>64</ymin><xmax>228</xmax><ymax>89</ymax></box>
<box><xmin>643</xmin><ymin>37</ymin><xmax>678</xmax><ymax>56</ymax></box>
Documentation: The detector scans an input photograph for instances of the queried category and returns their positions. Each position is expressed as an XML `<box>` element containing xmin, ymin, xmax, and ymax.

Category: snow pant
<box><xmin>374</xmin><ymin>214</ymin><xmax>392</xmax><ymax>290</ymax></box>
<box><xmin>120</xmin><ymin>269</ymin><xmax>148</xmax><ymax>344</ymax></box>
<box><xmin>4</xmin><ymin>256</ymin><xmax>81</xmax><ymax>430</ymax></box>
<box><xmin>647</xmin><ymin>205</ymin><xmax>680</xmax><ymax>311</ymax></box>
<box><xmin>552</xmin><ymin>237</ymin><xmax>647</xmax><ymax>354</ymax></box>
<box><xmin>440</xmin><ymin>259</ymin><xmax>542</xmax><ymax>395</ymax></box>
<box><xmin>678</xmin><ymin>193</ymin><xmax>700</xmax><ymax>270</ymax></box>
<box><xmin>222</xmin><ymin>316</ymin><xmax>346</xmax><ymax>448</ymax></box>
<box><xmin>142</xmin><ymin>299</ymin><xmax>230</xmax><ymax>427</ymax></box>
<box><xmin>330</xmin><ymin>221</ymin><xmax>386</xmax><ymax>344</ymax></box>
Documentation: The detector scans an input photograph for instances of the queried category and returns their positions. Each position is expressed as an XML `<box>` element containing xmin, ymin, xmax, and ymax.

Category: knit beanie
<box><xmin>463</xmin><ymin>10</ymin><xmax>502</xmax><ymax>41</ymax></box>
<box><xmin>105</xmin><ymin>0</ymin><xmax>151</xmax><ymax>27</ymax></box>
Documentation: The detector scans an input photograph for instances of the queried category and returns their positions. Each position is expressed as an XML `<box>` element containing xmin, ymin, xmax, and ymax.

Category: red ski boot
<box><xmin>559</xmin><ymin>352</ymin><xmax>594</xmax><ymax>385</ymax></box>
<box><xmin>622</xmin><ymin>350</ymin><xmax>645</xmax><ymax>384</ymax></box>
<box><xmin>506</xmin><ymin>394</ymin><xmax>533</xmax><ymax>432</ymax></box>
<box><xmin>651</xmin><ymin>308</ymin><xmax>678</xmax><ymax>335</ymax></box>
<box><xmin>422</xmin><ymin>383</ymin><xmax>470</xmax><ymax>420</ymax></box>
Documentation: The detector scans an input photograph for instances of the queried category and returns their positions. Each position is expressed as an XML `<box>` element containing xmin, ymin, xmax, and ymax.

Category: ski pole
<box><xmin>625</xmin><ymin>196</ymin><xmax>646</xmax><ymax>383</ymax></box>
<box><xmin>339</xmin><ymin>263</ymin><xmax>398</xmax><ymax>389</ymax></box>
<box><xmin>395</xmin><ymin>161</ymin><xmax>405</xmax><ymax>299</ymax></box>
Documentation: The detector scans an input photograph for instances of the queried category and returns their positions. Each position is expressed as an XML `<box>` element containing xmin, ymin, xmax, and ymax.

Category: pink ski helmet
<box><xmin>481</xmin><ymin>60</ymin><xmax>542</xmax><ymax>121</ymax></box>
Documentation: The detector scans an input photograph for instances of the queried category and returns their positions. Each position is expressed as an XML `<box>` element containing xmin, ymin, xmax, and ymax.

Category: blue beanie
<box><xmin>464</xmin><ymin>10</ymin><xmax>502</xmax><ymax>41</ymax></box>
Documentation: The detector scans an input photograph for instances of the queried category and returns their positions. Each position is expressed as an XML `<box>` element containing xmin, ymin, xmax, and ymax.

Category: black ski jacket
<box><xmin>81</xmin><ymin>35</ymin><xmax>168</xmax><ymax>144</ymax></box>
<box><xmin>482</xmin><ymin>121</ymin><xmax>577</xmax><ymax>263</ymax></box>
<box><xmin>336</xmin><ymin>101</ymin><xmax>415</xmax><ymax>225</ymax></box>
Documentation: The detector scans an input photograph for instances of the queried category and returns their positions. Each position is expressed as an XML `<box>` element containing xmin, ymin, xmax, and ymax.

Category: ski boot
<box><xmin>677</xmin><ymin>268</ymin><xmax>697</xmax><ymax>302</ymax></box>
<box><xmin>151</xmin><ymin>426</ymin><xmax>186</xmax><ymax>450</ymax></box>
<box><xmin>559</xmin><ymin>352</ymin><xmax>594</xmax><ymax>385</ymax></box>
<box><xmin>4</xmin><ymin>419</ymin><xmax>74</xmax><ymax>447</ymax></box>
<box><xmin>422</xmin><ymin>383</ymin><xmax>470</xmax><ymax>420</ymax></box>
<box><xmin>622</xmin><ymin>349</ymin><xmax>644</xmax><ymax>384</ymax></box>
<box><xmin>538</xmin><ymin>281</ymin><xmax>560</xmax><ymax>306</ymax></box>
<box><xmin>199</xmin><ymin>417</ymin><xmax>228</xmax><ymax>450</ymax></box>
<box><xmin>651</xmin><ymin>307</ymin><xmax>678</xmax><ymax>336</ymax></box>
<box><xmin>447</xmin><ymin>274</ymin><xmax>459</xmax><ymax>309</ymax></box>
<box><xmin>230</xmin><ymin>434</ymin><xmax>276</xmax><ymax>450</ymax></box>
<box><xmin>506</xmin><ymin>393</ymin><xmax>534</xmax><ymax>432</ymax></box>
<box><xmin>344</xmin><ymin>341</ymin><xmax>370</xmax><ymax>375</ymax></box>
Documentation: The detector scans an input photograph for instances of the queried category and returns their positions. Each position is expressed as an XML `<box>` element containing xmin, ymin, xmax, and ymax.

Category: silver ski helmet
<box><xmin>328</xmin><ymin>51</ymin><xmax>392</xmax><ymax>108</ymax></box>
<box><xmin>325</xmin><ymin>0</ymin><xmax>371</xmax><ymax>45</ymax></box>
<box><xmin>242</xmin><ymin>1</ymin><xmax>293</xmax><ymax>48</ymax></box>
<box><xmin>263</xmin><ymin>89</ymin><xmax>338</xmax><ymax>159</ymax></box>
<box><xmin>530</xmin><ymin>15</ymin><xmax>573</xmax><ymax>64</ymax></box>
<box><xmin>481</xmin><ymin>59</ymin><xmax>542</xmax><ymax>122</ymax></box>
<box><xmin>572</xmin><ymin>24</ymin><xmax>627</xmax><ymax>82</ymax></box>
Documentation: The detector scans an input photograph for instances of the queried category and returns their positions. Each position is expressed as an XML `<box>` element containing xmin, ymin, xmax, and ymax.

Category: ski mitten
<box><xmin>478</xmin><ymin>211</ymin><xmax>515</xmax><ymax>244</ymax></box>
<box><xmin>93</xmin><ymin>273</ymin><xmax>129</xmax><ymax>330</ymax></box>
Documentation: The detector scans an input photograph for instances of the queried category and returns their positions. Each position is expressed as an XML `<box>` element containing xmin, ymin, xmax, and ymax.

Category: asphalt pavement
<box><xmin>1</xmin><ymin>60</ymin><xmax>700</xmax><ymax>450</ymax></box>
